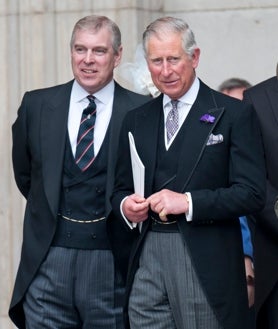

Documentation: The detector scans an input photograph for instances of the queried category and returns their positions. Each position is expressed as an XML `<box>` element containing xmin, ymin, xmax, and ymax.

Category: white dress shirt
<box><xmin>67</xmin><ymin>79</ymin><xmax>114</xmax><ymax>157</ymax></box>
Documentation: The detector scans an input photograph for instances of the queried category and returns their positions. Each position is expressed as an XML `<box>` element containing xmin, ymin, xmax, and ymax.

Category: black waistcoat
<box><xmin>153</xmin><ymin>111</ymin><xmax>186</xmax><ymax>193</ymax></box>
<box><xmin>52</xmin><ymin>130</ymin><xmax>111</xmax><ymax>249</ymax></box>
<box><xmin>151</xmin><ymin>111</ymin><xmax>187</xmax><ymax>232</ymax></box>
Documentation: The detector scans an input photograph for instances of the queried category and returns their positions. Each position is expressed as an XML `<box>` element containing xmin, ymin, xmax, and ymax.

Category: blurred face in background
<box><xmin>71</xmin><ymin>27</ymin><xmax>122</xmax><ymax>94</ymax></box>
<box><xmin>221</xmin><ymin>87</ymin><xmax>246</xmax><ymax>100</ymax></box>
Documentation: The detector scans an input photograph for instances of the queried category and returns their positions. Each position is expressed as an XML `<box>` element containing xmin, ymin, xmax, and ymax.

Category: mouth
<box><xmin>163</xmin><ymin>80</ymin><xmax>178</xmax><ymax>87</ymax></box>
<box><xmin>82</xmin><ymin>69</ymin><xmax>97</xmax><ymax>74</ymax></box>
<box><xmin>162</xmin><ymin>77</ymin><xmax>179</xmax><ymax>85</ymax></box>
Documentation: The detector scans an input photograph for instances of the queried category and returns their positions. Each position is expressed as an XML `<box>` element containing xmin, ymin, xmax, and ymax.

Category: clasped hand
<box><xmin>123</xmin><ymin>189</ymin><xmax>189</xmax><ymax>223</ymax></box>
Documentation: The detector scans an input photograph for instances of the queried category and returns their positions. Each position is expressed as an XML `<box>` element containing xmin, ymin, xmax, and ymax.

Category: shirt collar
<box><xmin>163</xmin><ymin>76</ymin><xmax>200</xmax><ymax>107</ymax></box>
<box><xmin>71</xmin><ymin>79</ymin><xmax>115</xmax><ymax>105</ymax></box>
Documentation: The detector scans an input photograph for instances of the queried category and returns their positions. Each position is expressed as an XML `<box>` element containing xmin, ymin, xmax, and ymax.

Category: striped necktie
<box><xmin>166</xmin><ymin>100</ymin><xmax>179</xmax><ymax>142</ymax></box>
<box><xmin>75</xmin><ymin>95</ymin><xmax>96</xmax><ymax>171</ymax></box>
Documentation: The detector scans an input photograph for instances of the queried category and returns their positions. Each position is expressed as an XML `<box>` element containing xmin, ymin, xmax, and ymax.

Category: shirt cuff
<box><xmin>120</xmin><ymin>196</ymin><xmax>137</xmax><ymax>229</ymax></box>
<box><xmin>185</xmin><ymin>192</ymin><xmax>193</xmax><ymax>221</ymax></box>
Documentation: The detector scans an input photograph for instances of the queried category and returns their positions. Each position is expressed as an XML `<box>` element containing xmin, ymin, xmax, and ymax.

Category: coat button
<box><xmin>91</xmin><ymin>233</ymin><xmax>97</xmax><ymax>239</ymax></box>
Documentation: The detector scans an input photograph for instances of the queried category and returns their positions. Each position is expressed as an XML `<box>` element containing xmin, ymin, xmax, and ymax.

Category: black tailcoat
<box><xmin>10</xmin><ymin>80</ymin><xmax>149</xmax><ymax>328</ymax></box>
<box><xmin>111</xmin><ymin>80</ymin><xmax>266</xmax><ymax>329</ymax></box>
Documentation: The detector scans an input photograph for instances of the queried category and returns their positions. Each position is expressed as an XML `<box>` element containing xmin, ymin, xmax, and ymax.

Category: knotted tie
<box><xmin>75</xmin><ymin>95</ymin><xmax>96</xmax><ymax>171</ymax></box>
<box><xmin>166</xmin><ymin>100</ymin><xmax>179</xmax><ymax>142</ymax></box>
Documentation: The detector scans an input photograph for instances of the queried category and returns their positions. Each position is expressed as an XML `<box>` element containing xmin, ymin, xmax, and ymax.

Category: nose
<box><xmin>161</xmin><ymin>60</ymin><xmax>172</xmax><ymax>76</ymax></box>
<box><xmin>84</xmin><ymin>50</ymin><xmax>95</xmax><ymax>64</ymax></box>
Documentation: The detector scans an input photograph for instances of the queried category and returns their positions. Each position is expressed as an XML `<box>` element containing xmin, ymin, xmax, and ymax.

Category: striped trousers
<box><xmin>128</xmin><ymin>232</ymin><xmax>222</xmax><ymax>329</ymax></box>
<box><xmin>23</xmin><ymin>247</ymin><xmax>124</xmax><ymax>329</ymax></box>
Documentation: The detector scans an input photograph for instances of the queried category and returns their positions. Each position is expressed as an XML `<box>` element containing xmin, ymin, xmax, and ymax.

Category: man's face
<box><xmin>71</xmin><ymin>28</ymin><xmax>122</xmax><ymax>94</ymax></box>
<box><xmin>146</xmin><ymin>33</ymin><xmax>200</xmax><ymax>100</ymax></box>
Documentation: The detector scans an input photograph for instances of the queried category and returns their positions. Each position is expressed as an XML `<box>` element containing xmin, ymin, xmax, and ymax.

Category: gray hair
<box><xmin>142</xmin><ymin>16</ymin><xmax>198</xmax><ymax>58</ymax></box>
<box><xmin>218</xmin><ymin>78</ymin><xmax>252</xmax><ymax>92</ymax></box>
<box><xmin>70</xmin><ymin>15</ymin><xmax>121</xmax><ymax>54</ymax></box>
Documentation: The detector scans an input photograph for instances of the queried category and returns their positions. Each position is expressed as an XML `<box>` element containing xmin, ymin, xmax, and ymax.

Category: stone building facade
<box><xmin>1</xmin><ymin>0</ymin><xmax>277</xmax><ymax>327</ymax></box>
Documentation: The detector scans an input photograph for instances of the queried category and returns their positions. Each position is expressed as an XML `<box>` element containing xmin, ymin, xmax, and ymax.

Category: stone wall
<box><xmin>1</xmin><ymin>0</ymin><xmax>277</xmax><ymax>327</ymax></box>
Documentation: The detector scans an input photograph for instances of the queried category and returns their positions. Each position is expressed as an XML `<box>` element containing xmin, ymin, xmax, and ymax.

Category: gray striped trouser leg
<box><xmin>23</xmin><ymin>246</ymin><xmax>124</xmax><ymax>329</ymax></box>
<box><xmin>128</xmin><ymin>232</ymin><xmax>222</xmax><ymax>329</ymax></box>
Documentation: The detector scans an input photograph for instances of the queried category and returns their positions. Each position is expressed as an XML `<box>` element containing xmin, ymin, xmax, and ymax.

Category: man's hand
<box><xmin>244</xmin><ymin>256</ymin><xmax>255</xmax><ymax>308</ymax></box>
<box><xmin>147</xmin><ymin>189</ymin><xmax>189</xmax><ymax>221</ymax></box>
<box><xmin>122</xmin><ymin>194</ymin><xmax>149</xmax><ymax>223</ymax></box>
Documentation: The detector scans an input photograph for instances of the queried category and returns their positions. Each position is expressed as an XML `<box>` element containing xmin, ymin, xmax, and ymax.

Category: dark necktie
<box><xmin>166</xmin><ymin>100</ymin><xmax>179</xmax><ymax>142</ymax></box>
<box><xmin>75</xmin><ymin>95</ymin><xmax>96</xmax><ymax>171</ymax></box>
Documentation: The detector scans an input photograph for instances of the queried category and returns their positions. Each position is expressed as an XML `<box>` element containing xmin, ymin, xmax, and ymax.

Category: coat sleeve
<box><xmin>12</xmin><ymin>92</ymin><xmax>32</xmax><ymax>199</ymax></box>
<box><xmin>243</xmin><ymin>86</ymin><xmax>278</xmax><ymax>238</ymax></box>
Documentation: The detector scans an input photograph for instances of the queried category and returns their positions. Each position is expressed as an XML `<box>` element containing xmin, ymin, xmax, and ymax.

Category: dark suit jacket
<box><xmin>243</xmin><ymin>76</ymin><xmax>278</xmax><ymax>314</ymax></box>
<box><xmin>111</xmin><ymin>80</ymin><xmax>266</xmax><ymax>329</ymax></box>
<box><xmin>9</xmin><ymin>80</ymin><xmax>150</xmax><ymax>329</ymax></box>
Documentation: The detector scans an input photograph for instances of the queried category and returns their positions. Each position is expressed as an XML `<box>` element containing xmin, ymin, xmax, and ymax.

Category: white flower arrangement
<box><xmin>118</xmin><ymin>44</ymin><xmax>160</xmax><ymax>98</ymax></box>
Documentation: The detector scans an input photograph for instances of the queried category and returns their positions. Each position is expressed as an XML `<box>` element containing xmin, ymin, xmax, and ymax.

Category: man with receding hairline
<box><xmin>111</xmin><ymin>16</ymin><xmax>266</xmax><ymax>329</ymax></box>
<box><xmin>9</xmin><ymin>15</ymin><xmax>149</xmax><ymax>329</ymax></box>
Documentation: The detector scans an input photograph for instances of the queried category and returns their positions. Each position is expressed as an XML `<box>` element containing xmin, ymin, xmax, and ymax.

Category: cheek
<box><xmin>100</xmin><ymin>57</ymin><xmax>116</xmax><ymax>70</ymax></box>
<box><xmin>148</xmin><ymin>63</ymin><xmax>160</xmax><ymax>74</ymax></box>
<box><xmin>71</xmin><ymin>60</ymin><xmax>78</xmax><ymax>75</ymax></box>
<box><xmin>149</xmin><ymin>69</ymin><xmax>161</xmax><ymax>82</ymax></box>
<box><xmin>71</xmin><ymin>56</ymin><xmax>82</xmax><ymax>69</ymax></box>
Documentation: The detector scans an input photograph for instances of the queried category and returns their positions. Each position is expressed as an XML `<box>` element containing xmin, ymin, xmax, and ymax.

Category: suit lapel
<box><xmin>41</xmin><ymin>81</ymin><xmax>73</xmax><ymax>217</ymax></box>
<box><xmin>174</xmin><ymin>82</ymin><xmax>225</xmax><ymax>192</ymax></box>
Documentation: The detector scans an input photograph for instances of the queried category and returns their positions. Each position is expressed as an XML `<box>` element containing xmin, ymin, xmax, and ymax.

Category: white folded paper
<box><xmin>128</xmin><ymin>132</ymin><xmax>145</xmax><ymax>197</ymax></box>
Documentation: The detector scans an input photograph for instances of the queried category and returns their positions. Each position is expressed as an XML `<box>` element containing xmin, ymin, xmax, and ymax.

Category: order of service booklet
<box><xmin>128</xmin><ymin>132</ymin><xmax>145</xmax><ymax>197</ymax></box>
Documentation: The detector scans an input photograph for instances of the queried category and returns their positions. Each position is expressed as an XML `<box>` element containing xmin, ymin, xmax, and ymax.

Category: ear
<box><xmin>114</xmin><ymin>45</ymin><xmax>123</xmax><ymax>68</ymax></box>
<box><xmin>191</xmin><ymin>48</ymin><xmax>200</xmax><ymax>69</ymax></box>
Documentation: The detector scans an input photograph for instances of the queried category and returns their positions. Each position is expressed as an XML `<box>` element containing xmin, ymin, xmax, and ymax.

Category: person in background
<box><xmin>219</xmin><ymin>77</ymin><xmax>255</xmax><ymax>309</ymax></box>
<box><xmin>218</xmin><ymin>77</ymin><xmax>251</xmax><ymax>100</ymax></box>
<box><xmin>9</xmin><ymin>15</ymin><xmax>149</xmax><ymax>329</ymax></box>
<box><xmin>111</xmin><ymin>16</ymin><xmax>266</xmax><ymax>329</ymax></box>
<box><xmin>243</xmin><ymin>64</ymin><xmax>278</xmax><ymax>329</ymax></box>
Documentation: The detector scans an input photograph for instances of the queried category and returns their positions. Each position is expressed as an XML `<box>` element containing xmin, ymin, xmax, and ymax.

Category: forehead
<box><xmin>146</xmin><ymin>33</ymin><xmax>184</xmax><ymax>58</ymax></box>
<box><xmin>73</xmin><ymin>28</ymin><xmax>112</xmax><ymax>47</ymax></box>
